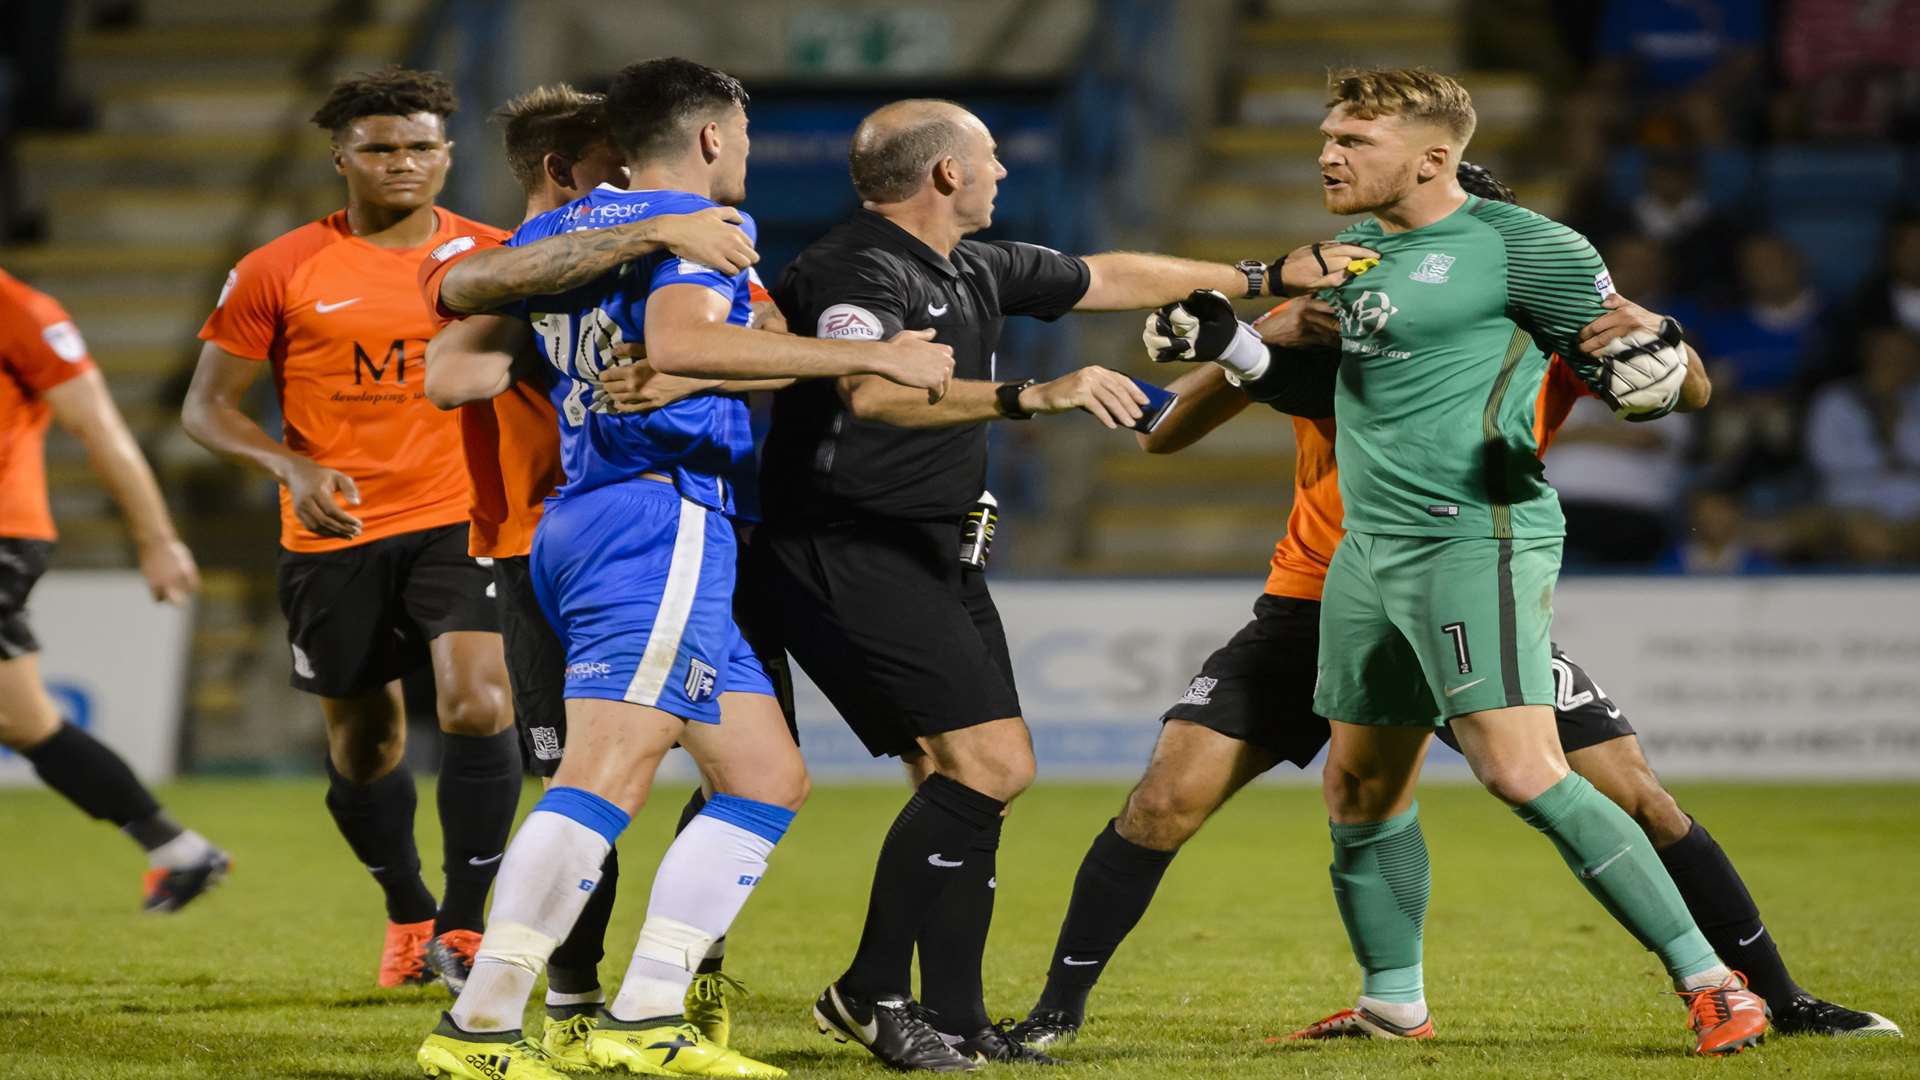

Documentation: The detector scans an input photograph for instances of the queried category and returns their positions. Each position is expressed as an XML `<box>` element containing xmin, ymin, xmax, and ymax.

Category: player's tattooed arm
<box><xmin>1576</xmin><ymin>294</ymin><xmax>1712</xmax><ymax>412</ymax></box>
<box><xmin>48</xmin><ymin>369</ymin><xmax>200</xmax><ymax>603</ymax></box>
<box><xmin>182</xmin><ymin>344</ymin><xmax>364</xmax><ymax>540</ymax></box>
<box><xmin>437</xmin><ymin>207</ymin><xmax>759</xmax><ymax>314</ymax></box>
<box><xmin>423</xmin><ymin>314</ymin><xmax>529</xmax><ymax>408</ymax></box>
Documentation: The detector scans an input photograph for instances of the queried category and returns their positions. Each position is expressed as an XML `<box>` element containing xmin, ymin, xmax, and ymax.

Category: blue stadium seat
<box><xmin>1760</xmin><ymin>146</ymin><xmax>1905</xmax><ymax>221</ymax></box>
<box><xmin>1774</xmin><ymin>214</ymin><xmax>1886</xmax><ymax>300</ymax></box>
<box><xmin>1607</xmin><ymin>147</ymin><xmax>1756</xmax><ymax>211</ymax></box>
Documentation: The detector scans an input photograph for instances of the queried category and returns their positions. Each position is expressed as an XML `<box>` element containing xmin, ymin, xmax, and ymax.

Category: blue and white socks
<box><xmin>608</xmin><ymin>794</ymin><xmax>795</xmax><ymax>1023</ymax></box>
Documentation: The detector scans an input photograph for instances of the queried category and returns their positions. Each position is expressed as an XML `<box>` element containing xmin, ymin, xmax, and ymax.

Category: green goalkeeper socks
<box><xmin>1329</xmin><ymin>804</ymin><xmax>1430</xmax><ymax>1004</ymax></box>
<box><xmin>1515</xmin><ymin>773</ymin><xmax>1719</xmax><ymax>981</ymax></box>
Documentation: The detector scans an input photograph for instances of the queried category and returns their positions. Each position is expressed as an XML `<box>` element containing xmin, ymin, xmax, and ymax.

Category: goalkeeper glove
<box><xmin>1141</xmin><ymin>289</ymin><xmax>1271</xmax><ymax>380</ymax></box>
<box><xmin>1596</xmin><ymin>317</ymin><xmax>1688</xmax><ymax>420</ymax></box>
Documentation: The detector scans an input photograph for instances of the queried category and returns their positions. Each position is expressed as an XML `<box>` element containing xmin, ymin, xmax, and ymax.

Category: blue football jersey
<box><xmin>508</xmin><ymin>186</ymin><xmax>757</xmax><ymax>513</ymax></box>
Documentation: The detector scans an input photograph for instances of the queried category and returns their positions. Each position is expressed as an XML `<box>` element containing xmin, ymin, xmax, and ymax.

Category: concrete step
<box><xmin>69</xmin><ymin>25</ymin><xmax>407</xmax><ymax>86</ymax></box>
<box><xmin>47</xmin><ymin>187</ymin><xmax>329</xmax><ymax>248</ymax></box>
<box><xmin>58</xmin><ymin>294</ymin><xmax>214</xmax><ymax>352</ymax></box>
<box><xmin>97</xmin><ymin>80</ymin><xmax>316</xmax><ymax>135</ymax></box>
<box><xmin>1233</xmin><ymin>15</ymin><xmax>1458</xmax><ymax>75</ymax></box>
<box><xmin>13</xmin><ymin>131</ymin><xmax>333</xmax><ymax>204</ymax></box>
<box><xmin>1081</xmin><ymin>500</ymin><xmax>1291</xmax><ymax>568</ymax></box>
<box><xmin>138</xmin><ymin>0</ymin><xmax>424</xmax><ymax>27</ymax></box>
<box><xmin>1237</xmin><ymin>71</ymin><xmax>1540</xmax><ymax>128</ymax></box>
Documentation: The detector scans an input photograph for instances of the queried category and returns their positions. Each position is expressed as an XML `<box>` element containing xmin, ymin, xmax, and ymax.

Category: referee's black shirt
<box><xmin>762</xmin><ymin>209</ymin><xmax>1090</xmax><ymax>523</ymax></box>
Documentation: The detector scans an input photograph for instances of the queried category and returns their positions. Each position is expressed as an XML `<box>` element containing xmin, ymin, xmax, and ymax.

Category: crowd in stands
<box><xmin>1546</xmin><ymin>0</ymin><xmax>1920</xmax><ymax>571</ymax></box>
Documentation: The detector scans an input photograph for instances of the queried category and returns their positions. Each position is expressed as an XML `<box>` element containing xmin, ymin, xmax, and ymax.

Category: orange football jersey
<box><xmin>1264</xmin><ymin>354</ymin><xmax>1589</xmax><ymax>600</ymax></box>
<box><xmin>0</xmin><ymin>269</ymin><xmax>95</xmax><ymax>541</ymax></box>
<box><xmin>199</xmin><ymin>208</ymin><xmax>490</xmax><ymax>553</ymax></box>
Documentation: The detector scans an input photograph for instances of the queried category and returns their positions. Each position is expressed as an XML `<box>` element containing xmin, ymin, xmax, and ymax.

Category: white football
<box><xmin>1596</xmin><ymin>328</ymin><xmax>1686</xmax><ymax>418</ymax></box>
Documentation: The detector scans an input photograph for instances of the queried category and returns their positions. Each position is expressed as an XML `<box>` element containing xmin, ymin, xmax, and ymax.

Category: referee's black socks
<box><xmin>842</xmin><ymin>773</ymin><xmax>1004</xmax><ymax>1001</ymax></box>
<box><xmin>1658</xmin><ymin>816</ymin><xmax>1802</xmax><ymax>1010</ymax></box>
<box><xmin>434</xmin><ymin>729</ymin><xmax>522</xmax><ymax>936</ymax></box>
<box><xmin>324</xmin><ymin>757</ymin><xmax>438</xmax><ymax>925</ymax></box>
<box><xmin>918</xmin><ymin>814</ymin><xmax>1002</xmax><ymax>1033</ymax></box>
<box><xmin>1034</xmin><ymin>819</ymin><xmax>1177</xmax><ymax>1021</ymax></box>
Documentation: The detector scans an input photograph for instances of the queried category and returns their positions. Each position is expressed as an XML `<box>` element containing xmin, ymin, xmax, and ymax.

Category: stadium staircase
<box><xmin>1065</xmin><ymin>0</ymin><xmax>1557</xmax><ymax>576</ymax></box>
<box><xmin>0</xmin><ymin>0</ymin><xmax>429</xmax><ymax>766</ymax></box>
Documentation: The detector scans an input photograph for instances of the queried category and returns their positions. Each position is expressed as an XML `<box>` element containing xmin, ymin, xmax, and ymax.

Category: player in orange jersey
<box><xmin>1010</xmin><ymin>163</ymin><xmax>1896</xmax><ymax>1050</ymax></box>
<box><xmin>412</xmin><ymin>83</ymin><xmax>772</xmax><ymax>1053</ymax></box>
<box><xmin>0</xmin><ymin>267</ymin><xmax>228</xmax><ymax>913</ymax></box>
<box><xmin>182</xmin><ymin>67</ymin><xmax>519</xmax><ymax>990</ymax></box>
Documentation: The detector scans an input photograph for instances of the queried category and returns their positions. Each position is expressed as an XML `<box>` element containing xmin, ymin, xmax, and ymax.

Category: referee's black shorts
<box><xmin>758</xmin><ymin>518</ymin><xmax>1019</xmax><ymax>759</ymax></box>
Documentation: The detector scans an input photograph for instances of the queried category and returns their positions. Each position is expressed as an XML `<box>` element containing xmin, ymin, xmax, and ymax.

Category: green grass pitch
<box><xmin>1</xmin><ymin>778</ymin><xmax>1914</xmax><ymax>1078</ymax></box>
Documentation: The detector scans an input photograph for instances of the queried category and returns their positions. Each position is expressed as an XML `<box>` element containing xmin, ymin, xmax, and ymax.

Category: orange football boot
<box><xmin>379</xmin><ymin>918</ymin><xmax>437</xmax><ymax>987</ymax></box>
<box><xmin>1279</xmin><ymin>1006</ymin><xmax>1435</xmax><ymax>1041</ymax></box>
<box><xmin>1681</xmin><ymin>973</ymin><xmax>1769</xmax><ymax>1055</ymax></box>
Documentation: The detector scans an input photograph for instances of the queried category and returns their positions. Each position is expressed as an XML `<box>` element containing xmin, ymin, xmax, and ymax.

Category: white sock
<box><xmin>145</xmin><ymin>829</ymin><xmax>214</xmax><ymax>870</ymax></box>
<box><xmin>451</xmin><ymin>805</ymin><xmax>617</xmax><ymax>1033</ymax></box>
<box><xmin>608</xmin><ymin>806</ymin><xmax>783</xmax><ymax>1023</ymax></box>
<box><xmin>545</xmin><ymin>987</ymin><xmax>605</xmax><ymax>1009</ymax></box>
<box><xmin>1677</xmin><ymin>963</ymin><xmax>1736</xmax><ymax>992</ymax></box>
<box><xmin>1358</xmin><ymin>994</ymin><xmax>1429</xmax><ymax>1028</ymax></box>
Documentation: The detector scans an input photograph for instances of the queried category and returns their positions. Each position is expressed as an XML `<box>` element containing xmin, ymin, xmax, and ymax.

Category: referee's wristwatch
<box><xmin>1235</xmin><ymin>259</ymin><xmax>1266</xmax><ymax>299</ymax></box>
<box><xmin>996</xmin><ymin>378</ymin><xmax>1037</xmax><ymax>419</ymax></box>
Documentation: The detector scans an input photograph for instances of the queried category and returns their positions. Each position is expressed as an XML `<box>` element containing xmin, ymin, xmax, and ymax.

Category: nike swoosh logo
<box><xmin>834</xmin><ymin>987</ymin><xmax>880</xmax><ymax>1044</ymax></box>
<box><xmin>927</xmin><ymin>853</ymin><xmax>964</xmax><ymax>868</ymax></box>
<box><xmin>987</xmin><ymin>876</ymin><xmax>996</xmax><ymax>890</ymax></box>
<box><xmin>1737</xmin><ymin>926</ymin><xmax>1765</xmax><ymax>947</ymax></box>
<box><xmin>1062</xmin><ymin>957</ymin><xmax>1100</xmax><ymax>966</ymax></box>
<box><xmin>315</xmin><ymin>297</ymin><xmax>363</xmax><ymax>313</ymax></box>
<box><xmin>928</xmin><ymin>303</ymin><xmax>948</xmax><ymax>317</ymax></box>
<box><xmin>468</xmin><ymin>852</ymin><xmax>504</xmax><ymax>867</ymax></box>
<box><xmin>1444</xmin><ymin>677</ymin><xmax>1487</xmax><ymax>698</ymax></box>
<box><xmin>1582</xmin><ymin>844</ymin><xmax>1633</xmax><ymax>879</ymax></box>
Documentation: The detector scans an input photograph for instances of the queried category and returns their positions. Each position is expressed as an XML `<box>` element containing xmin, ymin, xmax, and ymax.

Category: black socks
<box><xmin>919</xmin><ymin>814</ymin><xmax>1002</xmax><ymax>1033</ymax></box>
<box><xmin>842</xmin><ymin>773</ymin><xmax>1005</xmax><ymax>999</ymax></box>
<box><xmin>1657</xmin><ymin>817</ymin><xmax>1803</xmax><ymax>1009</ymax></box>
<box><xmin>548</xmin><ymin>845</ymin><xmax>621</xmax><ymax>995</ymax></box>
<box><xmin>1035</xmin><ymin>819</ymin><xmax>1177</xmax><ymax>1020</ymax></box>
<box><xmin>25</xmin><ymin>722</ymin><xmax>168</xmax><ymax>838</ymax></box>
<box><xmin>434</xmin><ymin>729</ymin><xmax>523</xmax><ymax>935</ymax></box>
<box><xmin>324</xmin><ymin>757</ymin><xmax>437</xmax><ymax>924</ymax></box>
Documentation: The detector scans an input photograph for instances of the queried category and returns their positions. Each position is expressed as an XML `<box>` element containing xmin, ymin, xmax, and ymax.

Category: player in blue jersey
<box><xmin>417</xmin><ymin>59</ymin><xmax>954</xmax><ymax>1080</ymax></box>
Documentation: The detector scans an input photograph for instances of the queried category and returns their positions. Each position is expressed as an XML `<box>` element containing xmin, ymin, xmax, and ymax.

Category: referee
<box><xmin>768</xmin><ymin>98</ymin><xmax>1371</xmax><ymax>1070</ymax></box>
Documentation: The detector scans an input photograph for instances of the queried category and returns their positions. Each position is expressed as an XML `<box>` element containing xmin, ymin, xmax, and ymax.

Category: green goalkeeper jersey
<box><xmin>1323</xmin><ymin>195</ymin><xmax>1622</xmax><ymax>539</ymax></box>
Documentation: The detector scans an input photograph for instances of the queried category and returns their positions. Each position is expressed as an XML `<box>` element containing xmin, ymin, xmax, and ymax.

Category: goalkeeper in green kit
<box><xmin>1152</xmin><ymin>68</ymin><xmax>1768</xmax><ymax>1056</ymax></box>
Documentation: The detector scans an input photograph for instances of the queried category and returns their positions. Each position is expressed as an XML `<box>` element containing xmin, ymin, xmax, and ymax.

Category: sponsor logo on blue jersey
<box><xmin>507</xmin><ymin>186</ymin><xmax>760</xmax><ymax>515</ymax></box>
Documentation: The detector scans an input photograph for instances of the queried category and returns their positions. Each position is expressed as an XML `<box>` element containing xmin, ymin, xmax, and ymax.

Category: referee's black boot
<box><xmin>813</xmin><ymin>982</ymin><xmax>977</xmax><ymax>1071</ymax></box>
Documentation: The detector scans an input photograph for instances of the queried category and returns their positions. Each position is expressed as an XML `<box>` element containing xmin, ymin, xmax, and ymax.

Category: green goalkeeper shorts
<box><xmin>1312</xmin><ymin>531</ymin><xmax>1561</xmax><ymax>726</ymax></box>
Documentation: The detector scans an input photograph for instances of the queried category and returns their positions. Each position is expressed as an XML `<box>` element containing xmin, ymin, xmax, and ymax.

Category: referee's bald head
<box><xmin>848</xmin><ymin>99</ymin><xmax>982</xmax><ymax>204</ymax></box>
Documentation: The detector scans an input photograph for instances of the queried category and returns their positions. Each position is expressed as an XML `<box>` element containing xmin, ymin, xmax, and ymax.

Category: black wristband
<box><xmin>996</xmin><ymin>379</ymin><xmax>1037</xmax><ymax>419</ymax></box>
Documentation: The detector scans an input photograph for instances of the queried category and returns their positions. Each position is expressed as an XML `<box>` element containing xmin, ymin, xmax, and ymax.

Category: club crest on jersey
<box><xmin>818</xmin><ymin>303</ymin><xmax>883</xmax><ymax>341</ymax></box>
<box><xmin>431</xmin><ymin>235</ymin><xmax>477</xmax><ymax>263</ymax></box>
<box><xmin>1339</xmin><ymin>290</ymin><xmax>1398</xmax><ymax>338</ymax></box>
<box><xmin>685</xmin><ymin>657</ymin><xmax>718</xmax><ymax>703</ymax></box>
<box><xmin>529</xmin><ymin>726</ymin><xmax>562</xmax><ymax>761</ymax></box>
<box><xmin>41</xmin><ymin>320</ymin><xmax>87</xmax><ymax>362</ymax></box>
<box><xmin>1409</xmin><ymin>253</ymin><xmax>1455</xmax><ymax>284</ymax></box>
<box><xmin>1180</xmin><ymin>676</ymin><xmax>1218</xmax><ymax>706</ymax></box>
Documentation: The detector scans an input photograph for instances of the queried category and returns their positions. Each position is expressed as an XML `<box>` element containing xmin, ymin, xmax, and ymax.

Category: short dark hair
<box><xmin>311</xmin><ymin>65</ymin><xmax>456</xmax><ymax>134</ymax></box>
<box><xmin>1457</xmin><ymin>161</ymin><xmax>1515</xmax><ymax>204</ymax></box>
<box><xmin>493</xmin><ymin>84</ymin><xmax>609</xmax><ymax>194</ymax></box>
<box><xmin>848</xmin><ymin>104</ymin><xmax>966</xmax><ymax>204</ymax></box>
<box><xmin>604</xmin><ymin>57</ymin><xmax>748</xmax><ymax>165</ymax></box>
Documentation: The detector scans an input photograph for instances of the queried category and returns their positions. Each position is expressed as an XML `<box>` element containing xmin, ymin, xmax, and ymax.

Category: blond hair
<box><xmin>491</xmin><ymin>83</ymin><xmax>609</xmax><ymax>194</ymax></box>
<box><xmin>1325</xmin><ymin>67</ymin><xmax>1476</xmax><ymax>146</ymax></box>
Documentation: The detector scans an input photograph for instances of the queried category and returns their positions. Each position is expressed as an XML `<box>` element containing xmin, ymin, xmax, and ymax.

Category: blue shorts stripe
<box><xmin>699</xmin><ymin>793</ymin><xmax>796</xmax><ymax>844</ymax></box>
<box><xmin>534</xmin><ymin>786</ymin><xmax>631</xmax><ymax>845</ymax></box>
